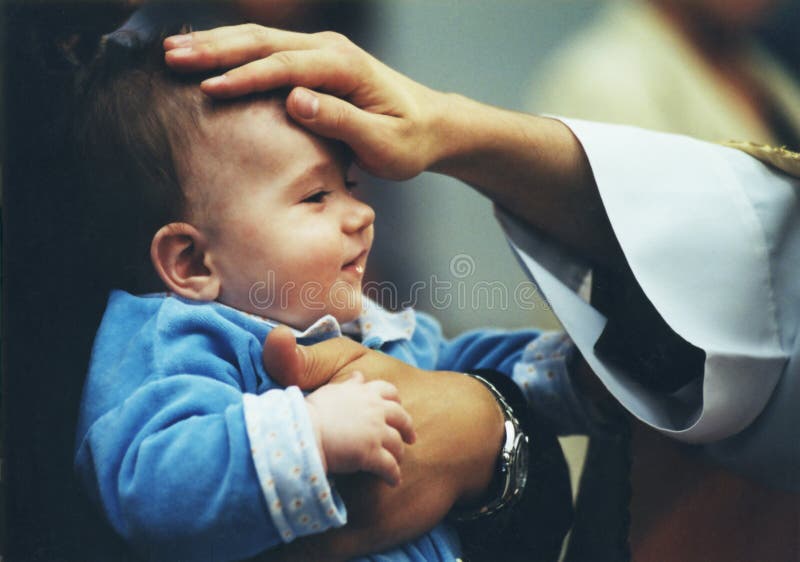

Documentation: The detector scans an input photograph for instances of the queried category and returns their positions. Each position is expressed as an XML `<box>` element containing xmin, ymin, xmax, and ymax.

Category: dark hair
<box><xmin>73</xmin><ymin>30</ymin><xmax>204</xmax><ymax>293</ymax></box>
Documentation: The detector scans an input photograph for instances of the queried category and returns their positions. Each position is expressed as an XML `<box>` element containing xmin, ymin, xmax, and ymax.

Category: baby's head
<box><xmin>76</xmin><ymin>33</ymin><xmax>374</xmax><ymax>329</ymax></box>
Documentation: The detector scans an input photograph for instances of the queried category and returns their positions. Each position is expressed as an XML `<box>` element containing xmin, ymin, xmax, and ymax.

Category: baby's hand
<box><xmin>305</xmin><ymin>371</ymin><xmax>416</xmax><ymax>487</ymax></box>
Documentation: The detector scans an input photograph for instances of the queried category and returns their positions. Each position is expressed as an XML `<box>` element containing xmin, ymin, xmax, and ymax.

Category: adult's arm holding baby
<box><xmin>253</xmin><ymin>327</ymin><xmax>508</xmax><ymax>561</ymax></box>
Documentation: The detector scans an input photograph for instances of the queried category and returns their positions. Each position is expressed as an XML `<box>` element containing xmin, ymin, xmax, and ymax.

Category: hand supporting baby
<box><xmin>304</xmin><ymin>371</ymin><xmax>416</xmax><ymax>487</ymax></box>
<box><xmin>257</xmin><ymin>327</ymin><xmax>503</xmax><ymax>560</ymax></box>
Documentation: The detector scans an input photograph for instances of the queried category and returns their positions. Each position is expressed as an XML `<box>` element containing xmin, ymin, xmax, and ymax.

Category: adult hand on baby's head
<box><xmin>305</xmin><ymin>371</ymin><xmax>416</xmax><ymax>487</ymax></box>
<box><xmin>163</xmin><ymin>24</ymin><xmax>451</xmax><ymax>180</ymax></box>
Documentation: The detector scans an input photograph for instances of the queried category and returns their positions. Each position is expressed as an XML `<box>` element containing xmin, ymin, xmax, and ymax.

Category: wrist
<box><xmin>304</xmin><ymin>400</ymin><xmax>329</xmax><ymax>473</ymax></box>
<box><xmin>426</xmin><ymin>92</ymin><xmax>492</xmax><ymax>176</ymax></box>
<box><xmin>426</xmin><ymin>96</ymin><xmax>560</xmax><ymax>192</ymax></box>
<box><xmin>452</xmin><ymin>371</ymin><xmax>530</xmax><ymax>520</ymax></box>
<box><xmin>452</xmin><ymin>373</ymin><xmax>505</xmax><ymax>505</ymax></box>
<box><xmin>454</xmin><ymin>371</ymin><xmax>574</xmax><ymax>561</ymax></box>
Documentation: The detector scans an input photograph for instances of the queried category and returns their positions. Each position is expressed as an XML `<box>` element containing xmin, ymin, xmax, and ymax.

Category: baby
<box><xmin>74</xmin><ymin>32</ymin><xmax>556</xmax><ymax>562</ymax></box>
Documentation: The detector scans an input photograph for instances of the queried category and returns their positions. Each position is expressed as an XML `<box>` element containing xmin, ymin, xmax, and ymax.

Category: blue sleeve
<box><xmin>412</xmin><ymin>311</ymin><xmax>541</xmax><ymax>376</ymax></box>
<box><xmin>76</xmin><ymin>376</ymin><xmax>271</xmax><ymax>560</ymax></box>
<box><xmin>74</xmin><ymin>299</ymin><xmax>345</xmax><ymax>561</ymax></box>
<box><xmin>414</xmin><ymin>312</ymin><xmax>596</xmax><ymax>435</ymax></box>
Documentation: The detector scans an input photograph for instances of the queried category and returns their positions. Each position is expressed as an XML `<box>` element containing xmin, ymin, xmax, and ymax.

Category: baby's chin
<box><xmin>229</xmin><ymin>289</ymin><xmax>364</xmax><ymax>331</ymax></box>
<box><xmin>271</xmin><ymin>297</ymin><xmax>364</xmax><ymax>332</ymax></box>
<box><xmin>327</xmin><ymin>296</ymin><xmax>364</xmax><ymax>327</ymax></box>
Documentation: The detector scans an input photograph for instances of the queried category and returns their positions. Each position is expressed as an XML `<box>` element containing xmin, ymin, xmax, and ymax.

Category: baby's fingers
<box><xmin>385</xmin><ymin>402</ymin><xmax>416</xmax><ymax>445</ymax></box>
<box><xmin>366</xmin><ymin>380</ymin><xmax>400</xmax><ymax>403</ymax></box>
<box><xmin>344</xmin><ymin>370</ymin><xmax>365</xmax><ymax>384</ymax></box>
<box><xmin>381</xmin><ymin>426</ymin><xmax>405</xmax><ymax>465</ymax></box>
<box><xmin>366</xmin><ymin>448</ymin><xmax>402</xmax><ymax>488</ymax></box>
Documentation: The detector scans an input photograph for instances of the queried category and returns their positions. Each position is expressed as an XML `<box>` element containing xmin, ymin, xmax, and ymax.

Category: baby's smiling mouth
<box><xmin>342</xmin><ymin>250</ymin><xmax>367</xmax><ymax>275</ymax></box>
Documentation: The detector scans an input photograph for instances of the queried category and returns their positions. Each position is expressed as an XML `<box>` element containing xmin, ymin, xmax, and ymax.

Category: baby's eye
<box><xmin>302</xmin><ymin>190</ymin><xmax>331</xmax><ymax>204</ymax></box>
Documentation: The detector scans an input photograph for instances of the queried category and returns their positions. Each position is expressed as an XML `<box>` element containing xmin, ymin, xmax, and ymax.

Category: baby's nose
<box><xmin>343</xmin><ymin>198</ymin><xmax>375</xmax><ymax>233</ymax></box>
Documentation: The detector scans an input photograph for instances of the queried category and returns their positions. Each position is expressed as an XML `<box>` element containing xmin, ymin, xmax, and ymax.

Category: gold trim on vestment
<box><xmin>723</xmin><ymin>140</ymin><xmax>800</xmax><ymax>178</ymax></box>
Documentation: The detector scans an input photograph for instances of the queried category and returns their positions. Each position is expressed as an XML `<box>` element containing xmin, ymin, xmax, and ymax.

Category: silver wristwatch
<box><xmin>452</xmin><ymin>374</ymin><xmax>530</xmax><ymax>521</ymax></box>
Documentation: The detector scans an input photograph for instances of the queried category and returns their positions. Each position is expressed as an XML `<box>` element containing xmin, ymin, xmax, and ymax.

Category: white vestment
<box><xmin>500</xmin><ymin>118</ymin><xmax>800</xmax><ymax>491</ymax></box>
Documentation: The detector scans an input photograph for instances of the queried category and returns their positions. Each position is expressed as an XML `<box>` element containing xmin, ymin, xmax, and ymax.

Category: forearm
<box><xmin>389</xmin><ymin>369</ymin><xmax>504</xmax><ymax>505</ymax></box>
<box><xmin>428</xmin><ymin>94</ymin><xmax>624</xmax><ymax>269</ymax></box>
<box><xmin>339</xmin><ymin>369</ymin><xmax>503</xmax><ymax>530</ymax></box>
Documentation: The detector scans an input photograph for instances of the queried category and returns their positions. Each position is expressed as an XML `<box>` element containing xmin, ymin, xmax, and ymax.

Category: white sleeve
<box><xmin>242</xmin><ymin>388</ymin><xmax>346</xmax><ymax>542</ymax></box>
<box><xmin>498</xmin><ymin>118</ymin><xmax>799</xmax><ymax>450</ymax></box>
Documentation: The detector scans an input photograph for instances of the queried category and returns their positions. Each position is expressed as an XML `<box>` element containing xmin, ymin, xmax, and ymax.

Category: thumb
<box><xmin>286</xmin><ymin>87</ymin><xmax>386</xmax><ymax>157</ymax></box>
<box><xmin>262</xmin><ymin>326</ymin><xmax>304</xmax><ymax>387</ymax></box>
<box><xmin>263</xmin><ymin>326</ymin><xmax>369</xmax><ymax>390</ymax></box>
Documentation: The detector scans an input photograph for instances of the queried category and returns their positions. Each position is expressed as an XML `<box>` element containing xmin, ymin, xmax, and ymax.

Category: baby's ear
<box><xmin>150</xmin><ymin>223</ymin><xmax>220</xmax><ymax>301</ymax></box>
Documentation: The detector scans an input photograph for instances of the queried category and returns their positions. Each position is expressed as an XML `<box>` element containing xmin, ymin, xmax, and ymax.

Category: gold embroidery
<box><xmin>723</xmin><ymin>140</ymin><xmax>800</xmax><ymax>178</ymax></box>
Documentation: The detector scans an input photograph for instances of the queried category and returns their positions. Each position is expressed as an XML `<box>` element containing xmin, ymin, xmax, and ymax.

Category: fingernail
<box><xmin>202</xmin><ymin>75</ymin><xmax>227</xmax><ymax>88</ymax></box>
<box><xmin>166</xmin><ymin>34</ymin><xmax>192</xmax><ymax>47</ymax></box>
<box><xmin>293</xmin><ymin>88</ymin><xmax>319</xmax><ymax>119</ymax></box>
<box><xmin>168</xmin><ymin>47</ymin><xmax>194</xmax><ymax>58</ymax></box>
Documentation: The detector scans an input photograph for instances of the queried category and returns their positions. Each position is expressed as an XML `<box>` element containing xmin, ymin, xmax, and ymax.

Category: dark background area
<box><xmin>2</xmin><ymin>1</ymin><xmax>798</xmax><ymax>560</ymax></box>
<box><xmin>3</xmin><ymin>3</ymin><xmax>137</xmax><ymax>560</ymax></box>
<box><xmin>2</xmin><ymin>2</ymin><xmax>372</xmax><ymax>559</ymax></box>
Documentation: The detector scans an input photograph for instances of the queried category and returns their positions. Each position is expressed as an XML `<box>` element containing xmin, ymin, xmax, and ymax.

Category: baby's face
<box><xmin>184</xmin><ymin>99</ymin><xmax>375</xmax><ymax>329</ymax></box>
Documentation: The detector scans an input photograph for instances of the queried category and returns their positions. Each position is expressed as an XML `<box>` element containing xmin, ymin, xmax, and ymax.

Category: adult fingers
<box><xmin>286</xmin><ymin>87</ymin><xmax>391</xmax><ymax>151</ymax></box>
<box><xmin>198</xmin><ymin>49</ymin><xmax>364</xmax><ymax>99</ymax></box>
<box><xmin>286</xmin><ymin>87</ymin><xmax>427</xmax><ymax>181</ymax></box>
<box><xmin>164</xmin><ymin>24</ymin><xmax>323</xmax><ymax>71</ymax></box>
<box><xmin>384</xmin><ymin>402</ymin><xmax>416</xmax><ymax>445</ymax></box>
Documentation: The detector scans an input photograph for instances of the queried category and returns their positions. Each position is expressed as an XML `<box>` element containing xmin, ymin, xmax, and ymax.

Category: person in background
<box><xmin>530</xmin><ymin>0</ymin><xmax>800</xmax><ymax>148</ymax></box>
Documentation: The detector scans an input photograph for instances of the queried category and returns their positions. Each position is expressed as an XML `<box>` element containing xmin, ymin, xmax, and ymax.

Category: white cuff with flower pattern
<box><xmin>242</xmin><ymin>387</ymin><xmax>347</xmax><ymax>543</ymax></box>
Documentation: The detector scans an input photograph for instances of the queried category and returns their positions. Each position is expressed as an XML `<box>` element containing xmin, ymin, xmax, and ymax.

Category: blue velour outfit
<box><xmin>75</xmin><ymin>291</ymin><xmax>574</xmax><ymax>561</ymax></box>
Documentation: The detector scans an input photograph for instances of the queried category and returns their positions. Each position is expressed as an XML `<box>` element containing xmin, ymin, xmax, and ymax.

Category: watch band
<box><xmin>453</xmin><ymin>369</ymin><xmax>574</xmax><ymax>562</ymax></box>
<box><xmin>451</xmin><ymin>373</ymin><xmax>530</xmax><ymax>521</ymax></box>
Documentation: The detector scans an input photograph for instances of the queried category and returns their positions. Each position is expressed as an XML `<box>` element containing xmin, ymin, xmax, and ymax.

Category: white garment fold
<box><xmin>498</xmin><ymin>118</ymin><xmax>800</xmax><ymax>488</ymax></box>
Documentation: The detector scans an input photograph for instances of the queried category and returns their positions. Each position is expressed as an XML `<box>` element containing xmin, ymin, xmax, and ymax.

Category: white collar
<box><xmin>234</xmin><ymin>296</ymin><xmax>416</xmax><ymax>346</ymax></box>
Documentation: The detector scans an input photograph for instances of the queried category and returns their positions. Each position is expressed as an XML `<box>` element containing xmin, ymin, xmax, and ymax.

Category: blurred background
<box><xmin>4</xmin><ymin>0</ymin><xmax>799</xmax><ymax>559</ymax></box>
